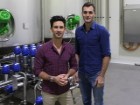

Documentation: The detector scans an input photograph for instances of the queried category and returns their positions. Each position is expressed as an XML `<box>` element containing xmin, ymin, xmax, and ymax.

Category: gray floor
<box><xmin>73</xmin><ymin>63</ymin><xmax>140</xmax><ymax>105</ymax></box>
<box><xmin>104</xmin><ymin>63</ymin><xmax>140</xmax><ymax>105</ymax></box>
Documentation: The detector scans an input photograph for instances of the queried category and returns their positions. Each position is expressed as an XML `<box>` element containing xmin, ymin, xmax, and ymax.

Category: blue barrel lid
<box><xmin>14</xmin><ymin>46</ymin><xmax>21</xmax><ymax>55</ymax></box>
<box><xmin>2</xmin><ymin>64</ymin><xmax>10</xmax><ymax>74</ymax></box>
<box><xmin>12</xmin><ymin>63</ymin><xmax>20</xmax><ymax>72</ymax></box>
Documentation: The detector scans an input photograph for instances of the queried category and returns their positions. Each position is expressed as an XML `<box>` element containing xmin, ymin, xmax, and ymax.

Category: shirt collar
<box><xmin>81</xmin><ymin>21</ymin><xmax>96</xmax><ymax>31</ymax></box>
<box><xmin>49</xmin><ymin>40</ymin><xmax>67</xmax><ymax>49</ymax></box>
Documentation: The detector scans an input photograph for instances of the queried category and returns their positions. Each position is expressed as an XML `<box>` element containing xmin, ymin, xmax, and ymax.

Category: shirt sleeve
<box><xmin>69</xmin><ymin>45</ymin><xmax>78</xmax><ymax>71</ymax></box>
<box><xmin>34</xmin><ymin>46</ymin><xmax>45</xmax><ymax>76</ymax></box>
<box><xmin>100</xmin><ymin>27</ymin><xmax>111</xmax><ymax>57</ymax></box>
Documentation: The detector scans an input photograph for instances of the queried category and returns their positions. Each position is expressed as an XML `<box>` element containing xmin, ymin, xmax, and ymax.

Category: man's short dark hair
<box><xmin>50</xmin><ymin>16</ymin><xmax>66</xmax><ymax>28</ymax></box>
<box><xmin>82</xmin><ymin>2</ymin><xmax>95</xmax><ymax>12</ymax></box>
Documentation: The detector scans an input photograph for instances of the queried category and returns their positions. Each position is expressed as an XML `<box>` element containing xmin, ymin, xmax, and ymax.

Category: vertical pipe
<box><xmin>4</xmin><ymin>74</ymin><xmax>8</xmax><ymax>81</ymax></box>
<box><xmin>99</xmin><ymin>0</ymin><xmax>102</xmax><ymax>24</ymax></box>
<box><xmin>34</xmin><ymin>80</ymin><xmax>42</xmax><ymax>102</ymax></box>
<box><xmin>19</xmin><ymin>72</ymin><xmax>27</xmax><ymax>105</ymax></box>
<box><xmin>105</xmin><ymin>0</ymin><xmax>110</xmax><ymax>29</ymax></box>
<box><xmin>95</xmin><ymin>0</ymin><xmax>98</xmax><ymax>22</ymax></box>
<box><xmin>120</xmin><ymin>0</ymin><xmax>124</xmax><ymax>43</ymax></box>
<box><xmin>41</xmin><ymin>0</ymin><xmax>45</xmax><ymax>43</ymax></box>
<box><xmin>96</xmin><ymin>0</ymin><xmax>100</xmax><ymax>23</ymax></box>
<box><xmin>96</xmin><ymin>0</ymin><xmax>98</xmax><ymax>22</ymax></box>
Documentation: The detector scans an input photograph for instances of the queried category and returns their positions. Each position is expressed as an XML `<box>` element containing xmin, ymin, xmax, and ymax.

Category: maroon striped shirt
<box><xmin>34</xmin><ymin>40</ymin><xmax>78</xmax><ymax>95</ymax></box>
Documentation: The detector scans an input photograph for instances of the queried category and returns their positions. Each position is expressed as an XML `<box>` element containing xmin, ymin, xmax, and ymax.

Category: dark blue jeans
<box><xmin>78</xmin><ymin>71</ymin><xmax>104</xmax><ymax>105</ymax></box>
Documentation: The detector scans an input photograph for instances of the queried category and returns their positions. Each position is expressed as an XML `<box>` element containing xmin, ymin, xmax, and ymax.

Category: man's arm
<box><xmin>99</xmin><ymin>56</ymin><xmax>110</xmax><ymax>77</ymax></box>
<box><xmin>65</xmin><ymin>68</ymin><xmax>77</xmax><ymax>79</ymax></box>
<box><xmin>96</xmin><ymin>56</ymin><xmax>110</xmax><ymax>87</ymax></box>
<box><xmin>72</xmin><ymin>54</ymin><xmax>79</xmax><ymax>82</ymax></box>
<box><xmin>38</xmin><ymin>71</ymin><xmax>50</xmax><ymax>81</ymax></box>
<box><xmin>65</xmin><ymin>52</ymin><xmax>78</xmax><ymax>78</ymax></box>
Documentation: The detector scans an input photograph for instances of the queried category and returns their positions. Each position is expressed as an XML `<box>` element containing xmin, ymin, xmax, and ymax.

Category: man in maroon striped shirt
<box><xmin>34</xmin><ymin>16</ymin><xmax>78</xmax><ymax>105</ymax></box>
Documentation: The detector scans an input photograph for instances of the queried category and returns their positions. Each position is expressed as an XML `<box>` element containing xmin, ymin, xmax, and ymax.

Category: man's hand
<box><xmin>54</xmin><ymin>74</ymin><xmax>68</xmax><ymax>86</ymax></box>
<box><xmin>95</xmin><ymin>75</ymin><xmax>104</xmax><ymax>87</ymax></box>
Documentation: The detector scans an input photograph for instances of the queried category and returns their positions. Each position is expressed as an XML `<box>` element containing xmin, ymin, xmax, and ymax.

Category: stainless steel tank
<box><xmin>0</xmin><ymin>0</ymin><xmax>42</xmax><ymax>48</ymax></box>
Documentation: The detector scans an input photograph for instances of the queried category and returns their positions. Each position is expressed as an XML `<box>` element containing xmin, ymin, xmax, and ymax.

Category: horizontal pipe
<box><xmin>70</xmin><ymin>83</ymin><xmax>79</xmax><ymax>90</ymax></box>
<box><xmin>0</xmin><ymin>77</ymin><xmax>24</xmax><ymax>88</ymax></box>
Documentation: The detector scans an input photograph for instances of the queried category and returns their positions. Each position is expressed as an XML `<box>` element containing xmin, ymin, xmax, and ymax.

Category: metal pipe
<box><xmin>105</xmin><ymin>0</ymin><xmax>110</xmax><ymax>29</ymax></box>
<box><xmin>4</xmin><ymin>74</ymin><xmax>8</xmax><ymax>81</ymax></box>
<box><xmin>31</xmin><ymin>57</ymin><xmax>35</xmax><ymax>72</ymax></box>
<box><xmin>0</xmin><ymin>82</ymin><xmax>23</xmax><ymax>102</ymax></box>
<box><xmin>120</xmin><ymin>0</ymin><xmax>124</xmax><ymax>43</ymax></box>
<box><xmin>0</xmin><ymin>83</ymin><xmax>25</xmax><ymax>103</ymax></box>
<box><xmin>0</xmin><ymin>57</ymin><xmax>15</xmax><ymax>63</ymax></box>
<box><xmin>17</xmin><ymin>82</ymin><xmax>24</xmax><ymax>87</ymax></box>
<box><xmin>0</xmin><ymin>72</ymin><xmax>27</xmax><ymax>105</ymax></box>
<box><xmin>0</xmin><ymin>77</ymin><xmax>24</xmax><ymax>87</ymax></box>
<box><xmin>23</xmin><ymin>56</ymin><xmax>28</xmax><ymax>70</ymax></box>
<box><xmin>34</xmin><ymin>80</ymin><xmax>42</xmax><ymax>100</ymax></box>
<box><xmin>0</xmin><ymin>76</ymin><xmax>24</xmax><ymax>102</ymax></box>
<box><xmin>98</xmin><ymin>0</ymin><xmax>101</xmax><ymax>23</ymax></box>
<box><xmin>41</xmin><ymin>0</ymin><xmax>45</xmax><ymax>42</ymax></box>
<box><xmin>19</xmin><ymin>72</ymin><xmax>27</xmax><ymax>105</ymax></box>
<box><xmin>94</xmin><ymin>0</ymin><xmax>98</xmax><ymax>22</ymax></box>
<box><xmin>15</xmin><ymin>55</ymin><xmax>20</xmax><ymax>63</ymax></box>
<box><xmin>34</xmin><ymin>83</ymin><xmax>38</xmax><ymax>100</ymax></box>
<box><xmin>70</xmin><ymin>83</ymin><xmax>79</xmax><ymax>90</ymax></box>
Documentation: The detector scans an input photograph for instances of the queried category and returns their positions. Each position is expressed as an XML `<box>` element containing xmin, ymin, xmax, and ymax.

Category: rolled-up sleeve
<box><xmin>100</xmin><ymin>28</ymin><xmax>111</xmax><ymax>57</ymax></box>
<box><xmin>69</xmin><ymin>46</ymin><xmax>78</xmax><ymax>71</ymax></box>
<box><xmin>34</xmin><ymin>46</ymin><xmax>45</xmax><ymax>76</ymax></box>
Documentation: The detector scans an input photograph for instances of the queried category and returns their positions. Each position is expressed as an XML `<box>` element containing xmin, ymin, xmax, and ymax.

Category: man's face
<box><xmin>82</xmin><ymin>6</ymin><xmax>95</xmax><ymax>23</ymax></box>
<box><xmin>51</xmin><ymin>21</ymin><xmax>65</xmax><ymax>39</ymax></box>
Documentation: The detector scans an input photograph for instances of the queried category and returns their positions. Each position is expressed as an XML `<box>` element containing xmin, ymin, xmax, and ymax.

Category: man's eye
<box><xmin>83</xmin><ymin>11</ymin><xmax>87</xmax><ymax>14</ymax></box>
<box><xmin>60</xmin><ymin>26</ymin><xmax>64</xmax><ymax>29</ymax></box>
<box><xmin>83</xmin><ymin>11</ymin><xmax>93</xmax><ymax>14</ymax></box>
<box><xmin>89</xmin><ymin>11</ymin><xmax>93</xmax><ymax>14</ymax></box>
<box><xmin>54</xmin><ymin>26</ymin><xmax>58</xmax><ymax>28</ymax></box>
<box><xmin>53</xmin><ymin>26</ymin><xmax>64</xmax><ymax>29</ymax></box>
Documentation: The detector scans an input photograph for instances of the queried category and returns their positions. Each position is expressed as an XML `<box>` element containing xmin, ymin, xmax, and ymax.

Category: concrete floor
<box><xmin>0</xmin><ymin>63</ymin><xmax>140</xmax><ymax>105</ymax></box>
<box><xmin>104</xmin><ymin>63</ymin><xmax>140</xmax><ymax>105</ymax></box>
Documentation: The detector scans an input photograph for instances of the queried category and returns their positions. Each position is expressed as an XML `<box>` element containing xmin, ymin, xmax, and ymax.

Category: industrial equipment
<box><xmin>0</xmin><ymin>9</ymin><xmax>15</xmax><ymax>42</ymax></box>
<box><xmin>66</xmin><ymin>14</ymin><xmax>80</xmax><ymax>31</ymax></box>
<box><xmin>63</xmin><ymin>14</ymin><xmax>80</xmax><ymax>43</ymax></box>
<box><xmin>0</xmin><ymin>43</ymin><xmax>79</xmax><ymax>105</ymax></box>
<box><xmin>0</xmin><ymin>44</ymin><xmax>40</xmax><ymax>104</ymax></box>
